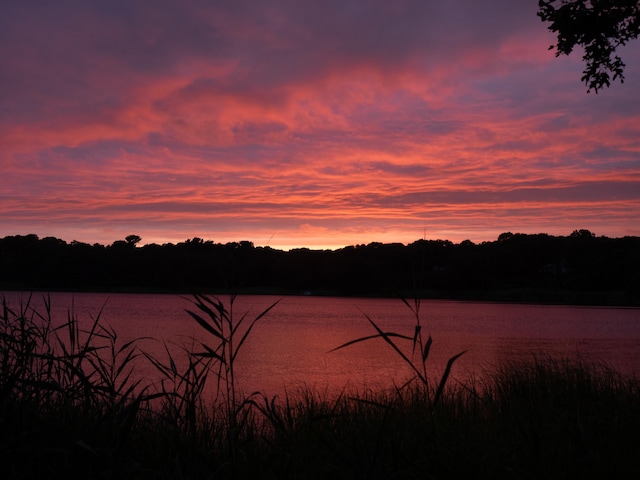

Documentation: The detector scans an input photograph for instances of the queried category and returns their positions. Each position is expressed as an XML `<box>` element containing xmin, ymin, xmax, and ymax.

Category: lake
<box><xmin>2</xmin><ymin>291</ymin><xmax>640</xmax><ymax>397</ymax></box>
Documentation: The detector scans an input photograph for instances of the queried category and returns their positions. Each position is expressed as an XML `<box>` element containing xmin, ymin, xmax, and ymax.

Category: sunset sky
<box><xmin>2</xmin><ymin>0</ymin><xmax>639</xmax><ymax>250</ymax></box>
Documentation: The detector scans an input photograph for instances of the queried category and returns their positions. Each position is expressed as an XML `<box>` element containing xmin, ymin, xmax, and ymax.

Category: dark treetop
<box><xmin>538</xmin><ymin>0</ymin><xmax>640</xmax><ymax>92</ymax></box>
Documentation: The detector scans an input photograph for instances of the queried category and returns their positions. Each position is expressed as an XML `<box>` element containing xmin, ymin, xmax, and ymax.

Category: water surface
<box><xmin>3</xmin><ymin>291</ymin><xmax>639</xmax><ymax>397</ymax></box>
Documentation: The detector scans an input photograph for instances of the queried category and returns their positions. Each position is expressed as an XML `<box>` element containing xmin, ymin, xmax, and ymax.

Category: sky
<box><xmin>2</xmin><ymin>0</ymin><xmax>639</xmax><ymax>250</ymax></box>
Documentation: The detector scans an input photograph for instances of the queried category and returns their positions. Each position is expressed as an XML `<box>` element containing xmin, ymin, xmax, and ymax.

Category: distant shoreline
<box><xmin>2</xmin><ymin>285</ymin><xmax>638</xmax><ymax>308</ymax></box>
<box><xmin>2</xmin><ymin>232</ymin><xmax>639</xmax><ymax>307</ymax></box>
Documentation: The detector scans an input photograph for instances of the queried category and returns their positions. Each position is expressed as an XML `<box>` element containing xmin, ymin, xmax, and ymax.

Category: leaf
<box><xmin>231</xmin><ymin>311</ymin><xmax>250</xmax><ymax>338</ymax></box>
<box><xmin>165</xmin><ymin>344</ymin><xmax>178</xmax><ymax>376</ymax></box>
<box><xmin>232</xmin><ymin>299</ymin><xmax>280</xmax><ymax>363</ymax></box>
<box><xmin>422</xmin><ymin>335</ymin><xmax>433</xmax><ymax>363</ymax></box>
<box><xmin>118</xmin><ymin>337</ymin><xmax>151</xmax><ymax>355</ymax></box>
<box><xmin>193</xmin><ymin>343</ymin><xmax>226</xmax><ymax>364</ymax></box>
<box><xmin>141</xmin><ymin>350</ymin><xmax>173</xmax><ymax>379</ymax></box>
<box><xmin>398</xmin><ymin>295</ymin><xmax>413</xmax><ymax>313</ymax></box>
<box><xmin>328</xmin><ymin>332</ymin><xmax>411</xmax><ymax>353</ymax></box>
<box><xmin>193</xmin><ymin>293</ymin><xmax>228</xmax><ymax>325</ymax></box>
<box><xmin>115</xmin><ymin>348</ymin><xmax>139</xmax><ymax>379</ymax></box>
<box><xmin>193</xmin><ymin>299</ymin><xmax>222</xmax><ymax>330</ymax></box>
<box><xmin>185</xmin><ymin>309</ymin><xmax>225</xmax><ymax>341</ymax></box>
<box><xmin>357</xmin><ymin>313</ymin><xmax>427</xmax><ymax>386</ymax></box>
<box><xmin>433</xmin><ymin>350</ymin><xmax>466</xmax><ymax>407</ymax></box>
<box><xmin>412</xmin><ymin>325</ymin><xmax>421</xmax><ymax>356</ymax></box>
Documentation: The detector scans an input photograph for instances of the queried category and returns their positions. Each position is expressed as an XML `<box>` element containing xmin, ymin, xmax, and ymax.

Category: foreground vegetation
<box><xmin>1</xmin><ymin>294</ymin><xmax>639</xmax><ymax>479</ymax></box>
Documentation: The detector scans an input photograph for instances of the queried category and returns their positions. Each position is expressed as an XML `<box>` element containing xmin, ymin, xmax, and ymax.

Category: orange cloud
<box><xmin>1</xmin><ymin>0</ymin><xmax>639</xmax><ymax>249</ymax></box>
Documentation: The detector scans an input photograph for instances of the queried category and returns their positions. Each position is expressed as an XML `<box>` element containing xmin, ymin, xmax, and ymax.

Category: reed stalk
<box><xmin>175</xmin><ymin>293</ymin><xmax>279</xmax><ymax>475</ymax></box>
<box><xmin>330</xmin><ymin>296</ymin><xmax>466</xmax><ymax>408</ymax></box>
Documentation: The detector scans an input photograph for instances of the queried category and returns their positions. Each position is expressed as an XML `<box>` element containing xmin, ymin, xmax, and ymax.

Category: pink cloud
<box><xmin>1</xmin><ymin>0</ymin><xmax>639</xmax><ymax>249</ymax></box>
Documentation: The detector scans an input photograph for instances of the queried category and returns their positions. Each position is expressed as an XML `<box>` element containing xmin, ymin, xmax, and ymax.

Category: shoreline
<box><xmin>2</xmin><ymin>285</ymin><xmax>639</xmax><ymax>308</ymax></box>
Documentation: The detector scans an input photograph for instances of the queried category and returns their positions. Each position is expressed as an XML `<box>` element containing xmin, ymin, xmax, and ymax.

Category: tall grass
<box><xmin>0</xmin><ymin>294</ymin><xmax>151</xmax><ymax>478</ymax></box>
<box><xmin>145</xmin><ymin>293</ymin><xmax>280</xmax><ymax>476</ymax></box>
<box><xmin>1</xmin><ymin>293</ymin><xmax>639</xmax><ymax>479</ymax></box>
<box><xmin>330</xmin><ymin>296</ymin><xmax>466</xmax><ymax>408</ymax></box>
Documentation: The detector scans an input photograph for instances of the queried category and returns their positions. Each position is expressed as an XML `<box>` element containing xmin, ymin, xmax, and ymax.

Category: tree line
<box><xmin>0</xmin><ymin>230</ymin><xmax>639</xmax><ymax>305</ymax></box>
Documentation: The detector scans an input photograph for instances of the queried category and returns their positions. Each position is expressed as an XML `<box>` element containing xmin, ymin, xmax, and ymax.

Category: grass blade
<box><xmin>193</xmin><ymin>342</ymin><xmax>226</xmax><ymax>364</ymax></box>
<box><xmin>433</xmin><ymin>350</ymin><xmax>467</xmax><ymax>407</ymax></box>
<box><xmin>232</xmin><ymin>299</ymin><xmax>280</xmax><ymax>363</ymax></box>
<box><xmin>329</xmin><ymin>332</ymin><xmax>412</xmax><ymax>353</ymax></box>
<box><xmin>185</xmin><ymin>309</ymin><xmax>225</xmax><ymax>342</ymax></box>
<box><xmin>362</xmin><ymin>314</ymin><xmax>428</xmax><ymax>385</ymax></box>
<box><xmin>422</xmin><ymin>335</ymin><xmax>433</xmax><ymax>363</ymax></box>
<box><xmin>412</xmin><ymin>324</ymin><xmax>421</xmax><ymax>356</ymax></box>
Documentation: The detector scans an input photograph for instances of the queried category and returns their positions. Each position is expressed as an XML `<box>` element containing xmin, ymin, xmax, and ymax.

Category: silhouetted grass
<box><xmin>330</xmin><ymin>296</ymin><xmax>466</xmax><ymax>409</ymax></box>
<box><xmin>1</xmin><ymin>294</ymin><xmax>639</xmax><ymax>479</ymax></box>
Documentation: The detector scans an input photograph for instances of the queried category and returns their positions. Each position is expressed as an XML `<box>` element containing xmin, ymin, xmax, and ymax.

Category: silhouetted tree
<box><xmin>538</xmin><ymin>0</ymin><xmax>640</xmax><ymax>92</ymax></box>
<box><xmin>1</xmin><ymin>232</ymin><xmax>639</xmax><ymax>304</ymax></box>
<box><xmin>497</xmin><ymin>232</ymin><xmax>514</xmax><ymax>242</ymax></box>
<box><xmin>125</xmin><ymin>235</ymin><xmax>142</xmax><ymax>247</ymax></box>
<box><xmin>570</xmin><ymin>228</ymin><xmax>595</xmax><ymax>238</ymax></box>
